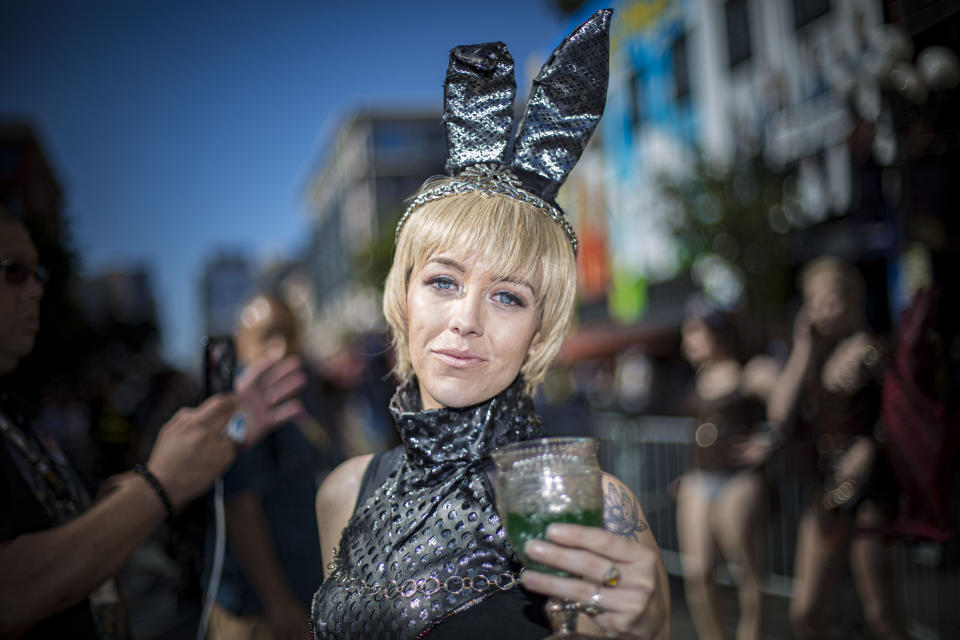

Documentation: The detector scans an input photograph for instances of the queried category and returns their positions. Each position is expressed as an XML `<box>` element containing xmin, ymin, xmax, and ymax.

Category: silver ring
<box><xmin>601</xmin><ymin>562</ymin><xmax>621</xmax><ymax>588</ymax></box>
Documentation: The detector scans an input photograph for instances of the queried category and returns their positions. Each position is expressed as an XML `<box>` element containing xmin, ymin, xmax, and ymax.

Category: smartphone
<box><xmin>203</xmin><ymin>335</ymin><xmax>236</xmax><ymax>398</ymax></box>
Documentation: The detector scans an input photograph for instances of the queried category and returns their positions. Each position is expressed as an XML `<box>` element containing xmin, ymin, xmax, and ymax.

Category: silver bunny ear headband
<box><xmin>395</xmin><ymin>8</ymin><xmax>612</xmax><ymax>257</ymax></box>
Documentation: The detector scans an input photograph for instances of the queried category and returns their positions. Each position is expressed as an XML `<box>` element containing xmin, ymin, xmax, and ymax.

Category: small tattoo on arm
<box><xmin>603</xmin><ymin>484</ymin><xmax>649</xmax><ymax>540</ymax></box>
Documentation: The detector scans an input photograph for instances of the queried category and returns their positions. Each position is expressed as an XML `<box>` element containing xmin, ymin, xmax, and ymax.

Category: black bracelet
<box><xmin>133</xmin><ymin>464</ymin><xmax>175</xmax><ymax>519</ymax></box>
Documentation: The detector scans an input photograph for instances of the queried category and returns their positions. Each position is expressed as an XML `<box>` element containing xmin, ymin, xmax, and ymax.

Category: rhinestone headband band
<box><xmin>394</xmin><ymin>163</ymin><xmax>578</xmax><ymax>255</ymax></box>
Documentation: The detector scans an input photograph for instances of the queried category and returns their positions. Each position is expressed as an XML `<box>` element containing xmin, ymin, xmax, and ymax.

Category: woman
<box><xmin>768</xmin><ymin>256</ymin><xmax>909</xmax><ymax>640</ymax></box>
<box><xmin>676</xmin><ymin>307</ymin><xmax>771</xmax><ymax>640</ymax></box>
<box><xmin>310</xmin><ymin>10</ymin><xmax>669</xmax><ymax>639</ymax></box>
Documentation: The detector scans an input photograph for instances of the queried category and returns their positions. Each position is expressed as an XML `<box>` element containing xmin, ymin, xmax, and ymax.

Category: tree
<box><xmin>657</xmin><ymin>152</ymin><xmax>793</xmax><ymax>314</ymax></box>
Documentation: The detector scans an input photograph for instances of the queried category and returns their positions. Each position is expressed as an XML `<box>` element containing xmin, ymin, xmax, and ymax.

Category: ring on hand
<box><xmin>602</xmin><ymin>562</ymin><xmax>622</xmax><ymax>588</ymax></box>
<box><xmin>579</xmin><ymin>589</ymin><xmax>604</xmax><ymax>616</ymax></box>
<box><xmin>222</xmin><ymin>412</ymin><xmax>247</xmax><ymax>444</ymax></box>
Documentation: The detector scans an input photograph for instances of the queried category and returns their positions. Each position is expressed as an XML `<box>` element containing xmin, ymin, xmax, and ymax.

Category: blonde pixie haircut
<box><xmin>383</xmin><ymin>177</ymin><xmax>577</xmax><ymax>397</ymax></box>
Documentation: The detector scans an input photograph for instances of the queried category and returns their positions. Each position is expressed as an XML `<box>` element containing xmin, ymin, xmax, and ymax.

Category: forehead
<box><xmin>0</xmin><ymin>221</ymin><xmax>37</xmax><ymax>261</ymax></box>
<box><xmin>804</xmin><ymin>270</ymin><xmax>845</xmax><ymax>297</ymax></box>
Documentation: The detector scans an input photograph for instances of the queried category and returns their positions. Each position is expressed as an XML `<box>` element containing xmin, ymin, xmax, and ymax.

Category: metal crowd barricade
<box><xmin>593</xmin><ymin>412</ymin><xmax>955</xmax><ymax>639</ymax></box>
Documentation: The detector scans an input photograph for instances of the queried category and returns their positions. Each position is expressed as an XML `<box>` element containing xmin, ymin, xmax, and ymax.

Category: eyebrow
<box><xmin>428</xmin><ymin>256</ymin><xmax>465</xmax><ymax>272</ymax></box>
<box><xmin>427</xmin><ymin>257</ymin><xmax>537</xmax><ymax>296</ymax></box>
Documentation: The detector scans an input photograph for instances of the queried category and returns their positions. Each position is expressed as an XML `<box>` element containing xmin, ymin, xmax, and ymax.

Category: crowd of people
<box><xmin>673</xmin><ymin>256</ymin><xmax>950</xmax><ymax>640</ymax></box>
<box><xmin>2</xmin><ymin>6</ymin><xmax>954</xmax><ymax>640</ymax></box>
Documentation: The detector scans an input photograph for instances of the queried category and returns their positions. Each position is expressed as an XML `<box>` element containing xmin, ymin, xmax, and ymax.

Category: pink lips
<box><xmin>432</xmin><ymin>348</ymin><xmax>486</xmax><ymax>368</ymax></box>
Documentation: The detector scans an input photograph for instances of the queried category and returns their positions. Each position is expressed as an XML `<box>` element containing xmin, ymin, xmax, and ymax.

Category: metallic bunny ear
<box><xmin>511</xmin><ymin>9</ymin><xmax>611</xmax><ymax>202</ymax></box>
<box><xmin>443</xmin><ymin>41</ymin><xmax>516</xmax><ymax>175</ymax></box>
<box><xmin>395</xmin><ymin>9</ymin><xmax>612</xmax><ymax>256</ymax></box>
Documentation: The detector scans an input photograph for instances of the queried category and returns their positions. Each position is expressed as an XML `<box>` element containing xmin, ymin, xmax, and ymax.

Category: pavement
<box><xmin>667</xmin><ymin>574</ymin><xmax>797</xmax><ymax>640</ymax></box>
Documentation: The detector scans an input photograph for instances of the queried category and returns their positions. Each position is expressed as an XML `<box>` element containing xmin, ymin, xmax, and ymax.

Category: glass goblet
<box><xmin>492</xmin><ymin>437</ymin><xmax>604</xmax><ymax>639</ymax></box>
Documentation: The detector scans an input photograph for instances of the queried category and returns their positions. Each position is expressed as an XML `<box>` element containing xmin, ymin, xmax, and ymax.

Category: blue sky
<box><xmin>0</xmin><ymin>0</ymin><xmax>572</xmax><ymax>368</ymax></box>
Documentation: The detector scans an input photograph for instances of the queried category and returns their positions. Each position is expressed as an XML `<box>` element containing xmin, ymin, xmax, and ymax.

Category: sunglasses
<box><xmin>0</xmin><ymin>260</ymin><xmax>50</xmax><ymax>285</ymax></box>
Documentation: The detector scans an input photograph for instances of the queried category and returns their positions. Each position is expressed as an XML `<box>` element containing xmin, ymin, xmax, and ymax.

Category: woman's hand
<box><xmin>741</xmin><ymin>354</ymin><xmax>781</xmax><ymax>401</ymax></box>
<box><xmin>822</xmin><ymin>331</ymin><xmax>874</xmax><ymax>394</ymax></box>
<box><xmin>234</xmin><ymin>346</ymin><xmax>307</xmax><ymax>447</ymax></box>
<box><xmin>834</xmin><ymin>435</ymin><xmax>875</xmax><ymax>485</ymax></box>
<box><xmin>730</xmin><ymin>432</ymin><xmax>773</xmax><ymax>468</ymax></box>
<box><xmin>519</xmin><ymin>476</ymin><xmax>670</xmax><ymax>639</ymax></box>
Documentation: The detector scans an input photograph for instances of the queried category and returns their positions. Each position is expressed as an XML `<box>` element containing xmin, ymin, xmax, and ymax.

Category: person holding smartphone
<box><xmin>0</xmin><ymin>207</ymin><xmax>306</xmax><ymax>639</ymax></box>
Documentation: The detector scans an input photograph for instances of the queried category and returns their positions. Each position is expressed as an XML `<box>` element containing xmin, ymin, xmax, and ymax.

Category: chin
<box><xmin>430</xmin><ymin>387</ymin><xmax>487</xmax><ymax>409</ymax></box>
<box><xmin>12</xmin><ymin>335</ymin><xmax>37</xmax><ymax>360</ymax></box>
<box><xmin>813</xmin><ymin>320</ymin><xmax>843</xmax><ymax>337</ymax></box>
<box><xmin>422</xmin><ymin>375</ymin><xmax>502</xmax><ymax>410</ymax></box>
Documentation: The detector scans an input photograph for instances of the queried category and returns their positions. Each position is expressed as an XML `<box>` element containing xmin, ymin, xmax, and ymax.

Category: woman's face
<box><xmin>406</xmin><ymin>251</ymin><xmax>540</xmax><ymax>409</ymax></box>
<box><xmin>236</xmin><ymin>297</ymin><xmax>296</xmax><ymax>366</ymax></box>
<box><xmin>0</xmin><ymin>221</ymin><xmax>44</xmax><ymax>375</ymax></box>
<box><xmin>804</xmin><ymin>271</ymin><xmax>851</xmax><ymax>336</ymax></box>
<box><xmin>681</xmin><ymin>317</ymin><xmax>715</xmax><ymax>367</ymax></box>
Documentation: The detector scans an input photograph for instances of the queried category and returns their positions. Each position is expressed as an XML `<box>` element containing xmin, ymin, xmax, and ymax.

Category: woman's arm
<box><xmin>224</xmin><ymin>492</ymin><xmax>307</xmax><ymax>639</ymax></box>
<box><xmin>315</xmin><ymin>454</ymin><xmax>373</xmax><ymax>577</ymax></box>
<box><xmin>767</xmin><ymin>309</ymin><xmax>814</xmax><ymax>430</ymax></box>
<box><xmin>519</xmin><ymin>473</ymin><xmax>670</xmax><ymax>639</ymax></box>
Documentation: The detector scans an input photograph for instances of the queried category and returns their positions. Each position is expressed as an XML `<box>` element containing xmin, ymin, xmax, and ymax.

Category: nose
<box><xmin>22</xmin><ymin>273</ymin><xmax>45</xmax><ymax>300</ymax></box>
<box><xmin>448</xmin><ymin>291</ymin><xmax>484</xmax><ymax>337</ymax></box>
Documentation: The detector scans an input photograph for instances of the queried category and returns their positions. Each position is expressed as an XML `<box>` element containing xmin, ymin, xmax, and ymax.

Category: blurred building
<box><xmin>200</xmin><ymin>252</ymin><xmax>253</xmax><ymax>338</ymax></box>
<box><xmin>574</xmin><ymin>0</ymin><xmax>958</xmax><ymax>328</ymax></box>
<box><xmin>303</xmin><ymin>110</ymin><xmax>445</xmax><ymax>356</ymax></box>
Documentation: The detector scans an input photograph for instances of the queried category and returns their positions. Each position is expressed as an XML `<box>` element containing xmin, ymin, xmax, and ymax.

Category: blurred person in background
<box><xmin>319</xmin><ymin>333</ymin><xmax>397</xmax><ymax>459</ymax></box>
<box><xmin>676</xmin><ymin>302</ymin><xmax>775</xmax><ymax>640</ymax></box>
<box><xmin>206</xmin><ymin>292</ymin><xmax>342</xmax><ymax>640</ymax></box>
<box><xmin>768</xmin><ymin>256</ymin><xmax>910</xmax><ymax>640</ymax></box>
<box><xmin>0</xmin><ymin>208</ymin><xmax>305</xmax><ymax>639</ymax></box>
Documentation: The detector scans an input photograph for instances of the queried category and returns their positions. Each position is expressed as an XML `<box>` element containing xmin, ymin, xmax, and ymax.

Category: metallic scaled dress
<box><xmin>310</xmin><ymin>377</ymin><xmax>543</xmax><ymax>639</ymax></box>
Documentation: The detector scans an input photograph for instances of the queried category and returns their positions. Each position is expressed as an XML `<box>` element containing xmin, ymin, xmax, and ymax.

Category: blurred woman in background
<box><xmin>677</xmin><ymin>304</ymin><xmax>773</xmax><ymax>640</ymax></box>
<box><xmin>768</xmin><ymin>256</ymin><xmax>909</xmax><ymax>640</ymax></box>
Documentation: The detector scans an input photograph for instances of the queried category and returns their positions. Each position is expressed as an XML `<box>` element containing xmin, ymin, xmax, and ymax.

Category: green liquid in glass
<box><xmin>505</xmin><ymin>508</ymin><xmax>603</xmax><ymax>575</ymax></box>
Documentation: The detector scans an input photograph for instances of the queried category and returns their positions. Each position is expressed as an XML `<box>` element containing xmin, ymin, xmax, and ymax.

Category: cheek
<box><xmin>406</xmin><ymin>291</ymin><xmax>438</xmax><ymax>352</ymax></box>
<box><xmin>499</xmin><ymin>318</ymin><xmax>539</xmax><ymax>367</ymax></box>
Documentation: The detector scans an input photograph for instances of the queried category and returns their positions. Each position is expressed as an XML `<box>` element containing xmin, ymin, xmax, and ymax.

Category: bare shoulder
<box><xmin>316</xmin><ymin>454</ymin><xmax>374</xmax><ymax>516</ymax></box>
<box><xmin>601</xmin><ymin>472</ymin><xmax>652</xmax><ymax>542</ymax></box>
<box><xmin>317</xmin><ymin>454</ymin><xmax>374</xmax><ymax>577</ymax></box>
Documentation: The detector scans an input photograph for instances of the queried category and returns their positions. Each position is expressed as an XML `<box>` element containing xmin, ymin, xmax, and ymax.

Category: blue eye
<box><xmin>427</xmin><ymin>276</ymin><xmax>457</xmax><ymax>291</ymax></box>
<box><xmin>494</xmin><ymin>291</ymin><xmax>524</xmax><ymax>307</ymax></box>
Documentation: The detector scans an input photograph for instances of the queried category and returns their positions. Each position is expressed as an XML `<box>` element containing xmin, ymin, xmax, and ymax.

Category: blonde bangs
<box><xmin>383</xmin><ymin>182</ymin><xmax>577</xmax><ymax>395</ymax></box>
<box><xmin>407</xmin><ymin>193</ymin><xmax>549</xmax><ymax>297</ymax></box>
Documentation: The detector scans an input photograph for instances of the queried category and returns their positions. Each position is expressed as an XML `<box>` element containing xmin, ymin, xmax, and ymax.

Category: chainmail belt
<box><xmin>326</xmin><ymin>556</ymin><xmax>522</xmax><ymax>599</ymax></box>
<box><xmin>310</xmin><ymin>377</ymin><xmax>542</xmax><ymax>639</ymax></box>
